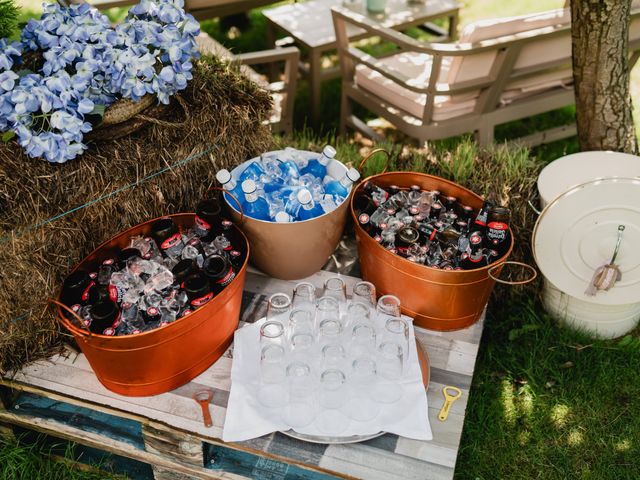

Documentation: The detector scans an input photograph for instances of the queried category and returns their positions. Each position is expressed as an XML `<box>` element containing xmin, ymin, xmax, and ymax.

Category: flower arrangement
<box><xmin>0</xmin><ymin>0</ymin><xmax>200</xmax><ymax>163</ymax></box>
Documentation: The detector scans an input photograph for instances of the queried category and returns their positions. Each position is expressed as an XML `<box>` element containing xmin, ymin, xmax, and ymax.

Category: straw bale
<box><xmin>0</xmin><ymin>55</ymin><xmax>274</xmax><ymax>374</ymax></box>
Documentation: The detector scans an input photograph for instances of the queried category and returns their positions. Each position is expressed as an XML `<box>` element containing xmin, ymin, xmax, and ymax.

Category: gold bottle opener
<box><xmin>438</xmin><ymin>386</ymin><xmax>462</xmax><ymax>421</ymax></box>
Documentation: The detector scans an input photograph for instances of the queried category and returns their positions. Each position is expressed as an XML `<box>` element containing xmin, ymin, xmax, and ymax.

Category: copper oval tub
<box><xmin>56</xmin><ymin>213</ymin><xmax>248</xmax><ymax>396</ymax></box>
<box><xmin>351</xmin><ymin>172</ymin><xmax>513</xmax><ymax>331</ymax></box>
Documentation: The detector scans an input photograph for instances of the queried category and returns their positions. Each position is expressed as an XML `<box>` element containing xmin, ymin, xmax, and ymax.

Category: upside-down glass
<box><xmin>321</xmin><ymin>343</ymin><xmax>347</xmax><ymax>369</ymax></box>
<box><xmin>292</xmin><ymin>282</ymin><xmax>316</xmax><ymax>314</ymax></box>
<box><xmin>316</xmin><ymin>296</ymin><xmax>340</xmax><ymax>328</ymax></box>
<box><xmin>351</xmin><ymin>323</ymin><xmax>377</xmax><ymax>358</ymax></box>
<box><xmin>283</xmin><ymin>362</ymin><xmax>316</xmax><ymax>428</ymax></box>
<box><xmin>346</xmin><ymin>358</ymin><xmax>380</xmax><ymax>422</ymax></box>
<box><xmin>316</xmin><ymin>369</ymin><xmax>350</xmax><ymax>435</ymax></box>
<box><xmin>289</xmin><ymin>331</ymin><xmax>315</xmax><ymax>361</ymax></box>
<box><xmin>258</xmin><ymin>344</ymin><xmax>287</xmax><ymax>408</ymax></box>
<box><xmin>352</xmin><ymin>281</ymin><xmax>376</xmax><ymax>309</ymax></box>
<box><xmin>347</xmin><ymin>301</ymin><xmax>371</xmax><ymax>325</ymax></box>
<box><xmin>267</xmin><ymin>292</ymin><xmax>292</xmax><ymax>325</ymax></box>
<box><xmin>374</xmin><ymin>341</ymin><xmax>404</xmax><ymax>404</ymax></box>
<box><xmin>324</xmin><ymin>277</ymin><xmax>347</xmax><ymax>307</ymax></box>
<box><xmin>318</xmin><ymin>318</ymin><xmax>344</xmax><ymax>347</ymax></box>
<box><xmin>289</xmin><ymin>309</ymin><xmax>315</xmax><ymax>337</ymax></box>
<box><xmin>376</xmin><ymin>294</ymin><xmax>401</xmax><ymax>319</ymax></box>
<box><xmin>383</xmin><ymin>317</ymin><xmax>410</xmax><ymax>359</ymax></box>
<box><xmin>259</xmin><ymin>321</ymin><xmax>285</xmax><ymax>350</ymax></box>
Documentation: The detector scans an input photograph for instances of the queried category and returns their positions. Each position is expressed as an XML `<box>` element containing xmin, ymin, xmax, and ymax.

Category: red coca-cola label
<box><xmin>101</xmin><ymin>310</ymin><xmax>121</xmax><ymax>336</ymax></box>
<box><xmin>181</xmin><ymin>309</ymin><xmax>192</xmax><ymax>317</ymax></box>
<box><xmin>380</xmin><ymin>222</ymin><xmax>388</xmax><ymax>230</ymax></box>
<box><xmin>470</xmin><ymin>234</ymin><xmax>482</xmax><ymax>245</ymax></box>
<box><xmin>386</xmin><ymin>208</ymin><xmax>396</xmax><ymax>215</ymax></box>
<box><xmin>215</xmin><ymin>267</ymin><xmax>236</xmax><ymax>286</ymax></box>
<box><xmin>374</xmin><ymin>235</ymin><xmax>382</xmax><ymax>243</ymax></box>
<box><xmin>230</xmin><ymin>250</ymin><xmax>241</xmax><ymax>258</ymax></box>
<box><xmin>161</xmin><ymin>233</ymin><xmax>182</xmax><ymax>250</ymax></box>
<box><xmin>194</xmin><ymin>215</ymin><xmax>211</xmax><ymax>232</ymax></box>
<box><xmin>487</xmin><ymin>222</ymin><xmax>508</xmax><ymax>245</ymax></box>
<box><xmin>396</xmin><ymin>246</ymin><xmax>409</xmax><ymax>256</ymax></box>
<box><xmin>428</xmin><ymin>229</ymin><xmax>437</xmax><ymax>242</ymax></box>
<box><xmin>132</xmin><ymin>328</ymin><xmax>141</xmax><ymax>334</ymax></box>
<box><xmin>409</xmin><ymin>207</ymin><xmax>420</xmax><ymax>215</ymax></box>
<box><xmin>108</xmin><ymin>284</ymin><xmax>125</xmax><ymax>303</ymax></box>
<box><xmin>89</xmin><ymin>272</ymin><xmax>97</xmax><ymax>280</ymax></box>
<box><xmin>222</xmin><ymin>220</ymin><xmax>233</xmax><ymax>229</ymax></box>
<box><xmin>188</xmin><ymin>237</ymin><xmax>201</xmax><ymax>247</ymax></box>
<box><xmin>191</xmin><ymin>292</ymin><xmax>214</xmax><ymax>307</ymax></box>
<box><xmin>103</xmin><ymin>258</ymin><xmax>115</xmax><ymax>266</ymax></box>
<box><xmin>81</xmin><ymin>281</ymin><xmax>95</xmax><ymax>302</ymax></box>
<box><xmin>147</xmin><ymin>307</ymin><xmax>159</xmax><ymax>317</ymax></box>
<box><xmin>359</xmin><ymin>213</ymin><xmax>370</xmax><ymax>225</ymax></box>
<box><xmin>468</xmin><ymin>254</ymin><xmax>484</xmax><ymax>263</ymax></box>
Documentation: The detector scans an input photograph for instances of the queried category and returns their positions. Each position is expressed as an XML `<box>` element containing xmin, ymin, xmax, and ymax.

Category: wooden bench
<box><xmin>332</xmin><ymin>6</ymin><xmax>640</xmax><ymax>146</ymax></box>
<box><xmin>0</xmin><ymin>267</ymin><xmax>485</xmax><ymax>480</ymax></box>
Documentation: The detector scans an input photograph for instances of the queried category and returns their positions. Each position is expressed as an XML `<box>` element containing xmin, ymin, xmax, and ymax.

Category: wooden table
<box><xmin>0</xmin><ymin>267</ymin><xmax>483</xmax><ymax>479</ymax></box>
<box><xmin>263</xmin><ymin>0</ymin><xmax>460</xmax><ymax>127</ymax></box>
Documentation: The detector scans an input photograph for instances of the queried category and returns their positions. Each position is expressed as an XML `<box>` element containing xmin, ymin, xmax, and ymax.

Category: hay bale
<box><xmin>0</xmin><ymin>55</ymin><xmax>274</xmax><ymax>374</ymax></box>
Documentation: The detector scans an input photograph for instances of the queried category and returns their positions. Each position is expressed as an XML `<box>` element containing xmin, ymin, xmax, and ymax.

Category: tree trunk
<box><xmin>571</xmin><ymin>0</ymin><xmax>638</xmax><ymax>153</ymax></box>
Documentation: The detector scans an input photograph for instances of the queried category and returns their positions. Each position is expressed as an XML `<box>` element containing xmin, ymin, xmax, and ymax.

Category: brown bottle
<box><xmin>484</xmin><ymin>206</ymin><xmax>511</xmax><ymax>258</ymax></box>
<box><xmin>395</xmin><ymin>227</ymin><xmax>420</xmax><ymax>257</ymax></box>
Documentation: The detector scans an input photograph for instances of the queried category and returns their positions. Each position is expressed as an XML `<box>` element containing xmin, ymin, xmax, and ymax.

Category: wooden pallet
<box><xmin>0</xmin><ymin>268</ymin><xmax>484</xmax><ymax>480</ymax></box>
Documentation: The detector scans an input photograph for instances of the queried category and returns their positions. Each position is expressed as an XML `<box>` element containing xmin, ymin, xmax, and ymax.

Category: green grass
<box><xmin>0</xmin><ymin>436</ymin><xmax>126</xmax><ymax>480</ymax></box>
<box><xmin>457</xmin><ymin>294</ymin><xmax>640</xmax><ymax>480</ymax></box>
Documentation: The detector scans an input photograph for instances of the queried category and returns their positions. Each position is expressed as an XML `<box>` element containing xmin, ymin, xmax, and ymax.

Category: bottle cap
<box><xmin>241</xmin><ymin>179</ymin><xmax>256</xmax><ymax>194</ymax></box>
<box><xmin>216</xmin><ymin>169</ymin><xmax>232</xmax><ymax>185</ymax></box>
<box><xmin>275</xmin><ymin>211</ymin><xmax>292</xmax><ymax>223</ymax></box>
<box><xmin>297</xmin><ymin>189</ymin><xmax>312</xmax><ymax>205</ymax></box>
<box><xmin>323</xmin><ymin>145</ymin><xmax>337</xmax><ymax>158</ymax></box>
<box><xmin>346</xmin><ymin>168</ymin><xmax>360</xmax><ymax>182</ymax></box>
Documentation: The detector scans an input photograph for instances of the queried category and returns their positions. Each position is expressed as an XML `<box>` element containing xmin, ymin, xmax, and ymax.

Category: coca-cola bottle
<box><xmin>395</xmin><ymin>227</ymin><xmax>420</xmax><ymax>257</ymax></box>
<box><xmin>194</xmin><ymin>198</ymin><xmax>223</xmax><ymax>238</ymax></box>
<box><xmin>62</xmin><ymin>270</ymin><xmax>99</xmax><ymax>307</ymax></box>
<box><xmin>89</xmin><ymin>300</ymin><xmax>121</xmax><ymax>335</ymax></box>
<box><xmin>460</xmin><ymin>232</ymin><xmax>487</xmax><ymax>269</ymax></box>
<box><xmin>150</xmin><ymin>218</ymin><xmax>184</xmax><ymax>258</ymax></box>
<box><xmin>172</xmin><ymin>259</ymin><xmax>198</xmax><ymax>288</ymax></box>
<box><xmin>473</xmin><ymin>200</ymin><xmax>493</xmax><ymax>235</ymax></box>
<box><xmin>203</xmin><ymin>254</ymin><xmax>236</xmax><ymax>293</ymax></box>
<box><xmin>484</xmin><ymin>206</ymin><xmax>511</xmax><ymax>257</ymax></box>
<box><xmin>184</xmin><ymin>273</ymin><xmax>214</xmax><ymax>308</ymax></box>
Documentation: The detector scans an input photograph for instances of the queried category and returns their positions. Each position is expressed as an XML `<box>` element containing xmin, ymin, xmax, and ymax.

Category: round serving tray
<box><xmin>280</xmin><ymin>340</ymin><xmax>430</xmax><ymax>444</ymax></box>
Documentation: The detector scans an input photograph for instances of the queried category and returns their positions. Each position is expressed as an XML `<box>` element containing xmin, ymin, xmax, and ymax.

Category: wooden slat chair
<box><xmin>332</xmin><ymin>6</ymin><xmax>640</xmax><ymax>146</ymax></box>
<box><xmin>196</xmin><ymin>33</ymin><xmax>299</xmax><ymax>134</ymax></box>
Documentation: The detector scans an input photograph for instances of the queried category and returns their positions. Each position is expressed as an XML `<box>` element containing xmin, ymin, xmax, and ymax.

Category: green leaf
<box><xmin>1</xmin><ymin>130</ymin><xmax>15</xmax><ymax>143</ymax></box>
<box><xmin>618</xmin><ymin>335</ymin><xmax>634</xmax><ymax>347</ymax></box>
<box><xmin>91</xmin><ymin>104</ymin><xmax>106</xmax><ymax>117</ymax></box>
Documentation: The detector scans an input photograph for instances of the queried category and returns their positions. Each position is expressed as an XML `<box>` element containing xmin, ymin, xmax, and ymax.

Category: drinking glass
<box><xmin>346</xmin><ymin>358</ymin><xmax>380</xmax><ymax>422</ymax></box>
<box><xmin>351</xmin><ymin>323</ymin><xmax>377</xmax><ymax>358</ymax></box>
<box><xmin>323</xmin><ymin>277</ymin><xmax>347</xmax><ymax>307</ymax></box>
<box><xmin>374</xmin><ymin>341</ymin><xmax>404</xmax><ymax>404</ymax></box>
<box><xmin>289</xmin><ymin>309</ymin><xmax>315</xmax><ymax>337</ymax></box>
<box><xmin>316</xmin><ymin>296</ymin><xmax>340</xmax><ymax>327</ymax></box>
<box><xmin>267</xmin><ymin>292</ymin><xmax>292</xmax><ymax>325</ymax></box>
<box><xmin>321</xmin><ymin>343</ymin><xmax>347</xmax><ymax>370</ymax></box>
<box><xmin>383</xmin><ymin>317</ymin><xmax>410</xmax><ymax>359</ymax></box>
<box><xmin>289</xmin><ymin>332</ymin><xmax>315</xmax><ymax>362</ymax></box>
<box><xmin>318</xmin><ymin>318</ymin><xmax>344</xmax><ymax>347</ymax></box>
<box><xmin>292</xmin><ymin>282</ymin><xmax>316</xmax><ymax>314</ymax></box>
<box><xmin>282</xmin><ymin>362</ymin><xmax>316</xmax><ymax>428</ymax></box>
<box><xmin>260</xmin><ymin>321</ymin><xmax>285</xmax><ymax>349</ymax></box>
<box><xmin>258</xmin><ymin>344</ymin><xmax>287</xmax><ymax>408</ymax></box>
<box><xmin>352</xmin><ymin>281</ymin><xmax>376</xmax><ymax>309</ymax></box>
<box><xmin>347</xmin><ymin>302</ymin><xmax>371</xmax><ymax>323</ymax></box>
<box><xmin>376</xmin><ymin>294</ymin><xmax>401</xmax><ymax>319</ymax></box>
<box><xmin>316</xmin><ymin>369</ymin><xmax>350</xmax><ymax>435</ymax></box>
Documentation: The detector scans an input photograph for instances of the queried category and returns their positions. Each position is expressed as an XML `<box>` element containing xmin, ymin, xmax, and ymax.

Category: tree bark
<box><xmin>571</xmin><ymin>0</ymin><xmax>638</xmax><ymax>153</ymax></box>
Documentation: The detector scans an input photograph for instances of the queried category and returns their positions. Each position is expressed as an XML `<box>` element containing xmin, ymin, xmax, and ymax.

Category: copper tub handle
<box><xmin>358</xmin><ymin>148</ymin><xmax>390</xmax><ymax>175</ymax></box>
<box><xmin>208</xmin><ymin>186</ymin><xmax>245</xmax><ymax>224</ymax></box>
<box><xmin>49</xmin><ymin>297</ymin><xmax>93</xmax><ymax>341</ymax></box>
<box><xmin>487</xmin><ymin>261</ymin><xmax>538</xmax><ymax>286</ymax></box>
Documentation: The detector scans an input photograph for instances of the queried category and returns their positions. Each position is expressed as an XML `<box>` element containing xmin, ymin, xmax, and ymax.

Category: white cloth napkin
<box><xmin>223</xmin><ymin>316</ymin><xmax>432</xmax><ymax>442</ymax></box>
